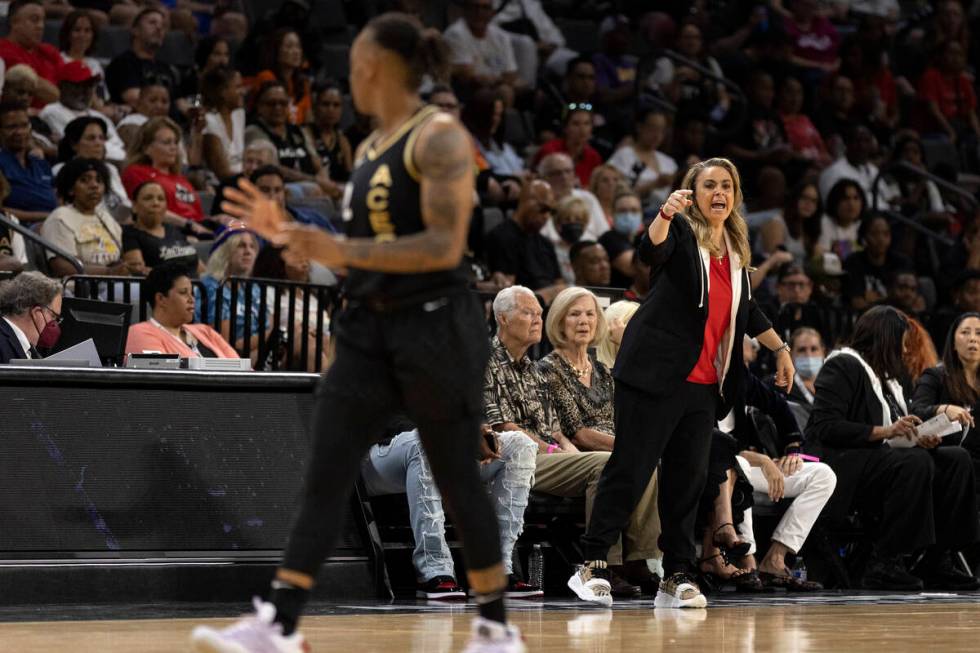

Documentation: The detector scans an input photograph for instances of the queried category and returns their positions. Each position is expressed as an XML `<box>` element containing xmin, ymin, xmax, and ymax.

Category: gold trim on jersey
<box><xmin>364</xmin><ymin>105</ymin><xmax>439</xmax><ymax>163</ymax></box>
<box><xmin>403</xmin><ymin>108</ymin><xmax>442</xmax><ymax>182</ymax></box>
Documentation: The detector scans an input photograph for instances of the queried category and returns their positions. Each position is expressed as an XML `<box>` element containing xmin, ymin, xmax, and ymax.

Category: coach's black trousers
<box><xmin>281</xmin><ymin>295</ymin><xmax>503</xmax><ymax>578</ymax></box>
<box><xmin>582</xmin><ymin>380</ymin><xmax>717</xmax><ymax>575</ymax></box>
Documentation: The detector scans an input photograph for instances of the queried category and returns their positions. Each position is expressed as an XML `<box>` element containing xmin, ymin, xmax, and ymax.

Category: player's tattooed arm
<box><xmin>341</xmin><ymin>114</ymin><xmax>474</xmax><ymax>273</ymax></box>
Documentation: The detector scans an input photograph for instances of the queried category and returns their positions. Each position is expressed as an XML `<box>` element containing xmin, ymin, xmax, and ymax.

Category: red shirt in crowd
<box><xmin>687</xmin><ymin>254</ymin><xmax>733</xmax><ymax>384</ymax></box>
<box><xmin>918</xmin><ymin>67</ymin><xmax>977</xmax><ymax>122</ymax></box>
<box><xmin>122</xmin><ymin>164</ymin><xmax>204</xmax><ymax>223</ymax></box>
<box><xmin>0</xmin><ymin>38</ymin><xmax>62</xmax><ymax>107</ymax></box>
<box><xmin>533</xmin><ymin>138</ymin><xmax>603</xmax><ymax>188</ymax></box>
<box><xmin>785</xmin><ymin>16</ymin><xmax>840</xmax><ymax>65</ymax></box>
<box><xmin>780</xmin><ymin>113</ymin><xmax>829</xmax><ymax>164</ymax></box>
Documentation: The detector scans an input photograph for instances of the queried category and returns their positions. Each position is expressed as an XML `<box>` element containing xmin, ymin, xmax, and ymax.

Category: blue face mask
<box><xmin>795</xmin><ymin>356</ymin><xmax>823</xmax><ymax>380</ymax></box>
<box><xmin>613</xmin><ymin>211</ymin><xmax>642</xmax><ymax>235</ymax></box>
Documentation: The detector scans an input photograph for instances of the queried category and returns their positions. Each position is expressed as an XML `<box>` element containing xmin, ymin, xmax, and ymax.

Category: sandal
<box><xmin>711</xmin><ymin>523</ymin><xmax>751</xmax><ymax>564</ymax></box>
<box><xmin>759</xmin><ymin>570</ymin><xmax>823</xmax><ymax>592</ymax></box>
<box><xmin>731</xmin><ymin>568</ymin><xmax>765</xmax><ymax>593</ymax></box>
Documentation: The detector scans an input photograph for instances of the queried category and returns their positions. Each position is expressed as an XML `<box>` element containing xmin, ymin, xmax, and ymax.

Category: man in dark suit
<box><xmin>0</xmin><ymin>271</ymin><xmax>62</xmax><ymax>363</ymax></box>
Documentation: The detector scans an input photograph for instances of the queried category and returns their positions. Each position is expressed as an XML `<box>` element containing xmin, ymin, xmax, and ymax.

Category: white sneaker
<box><xmin>461</xmin><ymin>617</ymin><xmax>526</xmax><ymax>653</ymax></box>
<box><xmin>190</xmin><ymin>597</ymin><xmax>310</xmax><ymax>653</ymax></box>
<box><xmin>567</xmin><ymin>564</ymin><xmax>613</xmax><ymax>607</ymax></box>
<box><xmin>653</xmin><ymin>572</ymin><xmax>708</xmax><ymax>609</ymax></box>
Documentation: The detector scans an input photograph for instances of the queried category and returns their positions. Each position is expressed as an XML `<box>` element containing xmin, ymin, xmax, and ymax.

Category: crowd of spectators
<box><xmin>2</xmin><ymin>0</ymin><xmax>980</xmax><ymax>596</ymax></box>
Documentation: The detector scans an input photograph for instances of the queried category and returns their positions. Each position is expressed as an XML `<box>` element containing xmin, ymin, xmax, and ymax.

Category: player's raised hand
<box><xmin>221</xmin><ymin>178</ymin><xmax>288</xmax><ymax>241</ymax></box>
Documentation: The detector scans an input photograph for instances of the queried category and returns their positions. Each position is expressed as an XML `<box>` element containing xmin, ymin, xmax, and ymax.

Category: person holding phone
<box><xmin>567</xmin><ymin>157</ymin><xmax>795</xmax><ymax>609</ymax></box>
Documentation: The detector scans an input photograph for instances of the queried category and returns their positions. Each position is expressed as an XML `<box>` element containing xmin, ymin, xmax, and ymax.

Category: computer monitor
<box><xmin>47</xmin><ymin>297</ymin><xmax>132</xmax><ymax>367</ymax></box>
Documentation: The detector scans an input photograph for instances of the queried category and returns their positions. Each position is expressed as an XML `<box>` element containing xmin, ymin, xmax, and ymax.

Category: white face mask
<box><xmin>794</xmin><ymin>356</ymin><xmax>823</xmax><ymax>379</ymax></box>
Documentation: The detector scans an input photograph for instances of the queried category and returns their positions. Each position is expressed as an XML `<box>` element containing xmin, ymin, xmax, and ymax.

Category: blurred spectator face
<box><xmin>0</xmin><ymin>109</ymin><xmax>31</xmax><ymax>153</ymax></box>
<box><xmin>797</xmin><ymin>183</ymin><xmax>820</xmax><ymax>219</ymax></box>
<box><xmin>953</xmin><ymin>316</ymin><xmax>980</xmax><ymax>366</ymax></box>
<box><xmin>157</xmin><ymin>274</ymin><xmax>196</xmax><ymax>326</ymax></box>
<box><xmin>636</xmin><ymin>112</ymin><xmax>667</xmax><ymax>150</ymax></box>
<box><xmin>68</xmin><ymin>14</ymin><xmax>95</xmax><ymax>55</ymax></box>
<box><xmin>258</xmin><ymin>86</ymin><xmax>291</xmax><ymax>127</ymax></box>
<box><xmin>72</xmin><ymin>170</ymin><xmax>105</xmax><ymax>212</ymax></box>
<box><xmin>220</xmin><ymin>71</ymin><xmax>246</xmax><ymax>110</ymax></box>
<box><xmin>956</xmin><ymin>280</ymin><xmax>980</xmax><ymax>312</ymax></box>
<box><xmin>791</xmin><ymin>0</ymin><xmax>817</xmax><ymax>22</ymax></box>
<box><xmin>942</xmin><ymin>41</ymin><xmax>966</xmax><ymax>73</ymax></box>
<box><xmin>900</xmin><ymin>139</ymin><xmax>924</xmax><ymax>167</ymax></box>
<box><xmin>429</xmin><ymin>89</ymin><xmax>460</xmax><ymax>119</ymax></box>
<box><xmin>228</xmin><ymin>233</ymin><xmax>259</xmax><ymax>277</ymax></box>
<box><xmin>777</xmin><ymin>77</ymin><xmax>804</xmax><ymax>115</ymax></box>
<box><xmin>678</xmin><ymin>118</ymin><xmax>706</xmax><ymax>154</ymax></box>
<box><xmin>242</xmin><ymin>145</ymin><xmax>275</xmax><ymax>177</ymax></box>
<box><xmin>137</xmin><ymin>84</ymin><xmax>170</xmax><ymax>118</ymax></box>
<box><xmin>134</xmin><ymin>182</ymin><xmax>167</xmax><ymax>223</ymax></box>
<box><xmin>9</xmin><ymin>2</ymin><xmax>44</xmax><ymax>49</ymax></box>
<box><xmin>540</xmin><ymin>154</ymin><xmax>576</xmax><ymax>197</ymax></box>
<box><xmin>2</xmin><ymin>77</ymin><xmax>36</xmax><ymax>106</ymax></box>
<box><xmin>750</xmin><ymin>73</ymin><xmax>774</xmax><ymax>109</ymax></box>
<box><xmin>75</xmin><ymin>122</ymin><xmax>107</xmax><ymax>159</ymax></box>
<box><xmin>755</xmin><ymin>166</ymin><xmax>786</xmax><ymax>208</ymax></box>
<box><xmin>562</xmin><ymin>295</ymin><xmax>599</xmax><ymax>348</ymax></box>
<box><xmin>516</xmin><ymin>180</ymin><xmax>555</xmax><ymax>233</ymax></box>
<box><xmin>846</xmin><ymin>126</ymin><xmax>874</xmax><ymax>165</ymax></box>
<box><xmin>314</xmin><ymin>87</ymin><xmax>344</xmax><ymax>128</ymax></box>
<box><xmin>831</xmin><ymin>76</ymin><xmax>854</xmax><ymax>113</ymax></box>
<box><xmin>566</xmin><ymin>61</ymin><xmax>596</xmax><ymax>101</ymax></box>
<box><xmin>554</xmin><ymin>201</ymin><xmax>589</xmax><ymax>243</ymax></box>
<box><xmin>573</xmin><ymin>244</ymin><xmax>611</xmax><ymax>286</ymax></box>
<box><xmin>146</xmin><ymin>126</ymin><xmax>180</xmax><ymax>169</ymax></box>
<box><xmin>834</xmin><ymin>184</ymin><xmax>863</xmax><ymax>225</ymax></box>
<box><xmin>60</xmin><ymin>80</ymin><xmax>97</xmax><ymax>111</ymax></box>
<box><xmin>939</xmin><ymin>0</ymin><xmax>965</xmax><ymax>34</ymax></box>
<box><xmin>134</xmin><ymin>11</ymin><xmax>166</xmax><ymax>51</ymax></box>
<box><xmin>791</xmin><ymin>331</ymin><xmax>825</xmax><ymax>378</ymax></box>
<box><xmin>888</xmin><ymin>273</ymin><xmax>920</xmax><ymax>313</ymax></box>
<box><xmin>255</xmin><ymin>172</ymin><xmax>287</xmax><ymax>209</ymax></box>
<box><xmin>463</xmin><ymin>0</ymin><xmax>494</xmax><ymax>37</ymax></box>
<box><xmin>863</xmin><ymin>216</ymin><xmax>891</xmax><ymax>257</ymax></box>
<box><xmin>284</xmin><ymin>253</ymin><xmax>310</xmax><ymax>282</ymax></box>
<box><xmin>498</xmin><ymin>291</ymin><xmax>543</xmax><ymax>347</ymax></box>
<box><xmin>205</xmin><ymin>40</ymin><xmax>231</xmax><ymax>72</ymax></box>
<box><xmin>278</xmin><ymin>31</ymin><xmax>304</xmax><ymax>69</ymax></box>
<box><xmin>593</xmin><ymin>167</ymin><xmax>621</xmax><ymax>205</ymax></box>
<box><xmin>777</xmin><ymin>269</ymin><xmax>813</xmax><ymax>305</ymax></box>
<box><xmin>676</xmin><ymin>24</ymin><xmax>703</xmax><ymax>58</ymax></box>
<box><xmin>563</xmin><ymin>110</ymin><xmax>593</xmax><ymax>147</ymax></box>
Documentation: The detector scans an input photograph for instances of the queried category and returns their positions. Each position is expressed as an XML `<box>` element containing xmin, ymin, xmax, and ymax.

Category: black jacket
<box><xmin>734</xmin><ymin>370</ymin><xmax>804</xmax><ymax>456</ymax></box>
<box><xmin>0</xmin><ymin>317</ymin><xmax>29</xmax><ymax>364</ymax></box>
<box><xmin>804</xmin><ymin>352</ymin><xmax>901</xmax><ymax>518</ymax></box>
<box><xmin>613</xmin><ymin>215</ymin><xmax>772</xmax><ymax>417</ymax></box>
<box><xmin>911</xmin><ymin>365</ymin><xmax>980</xmax><ymax>459</ymax></box>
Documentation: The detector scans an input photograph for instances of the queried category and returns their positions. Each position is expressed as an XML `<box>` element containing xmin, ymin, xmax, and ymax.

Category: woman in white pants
<box><xmin>735</xmin><ymin>454</ymin><xmax>836</xmax><ymax>589</ymax></box>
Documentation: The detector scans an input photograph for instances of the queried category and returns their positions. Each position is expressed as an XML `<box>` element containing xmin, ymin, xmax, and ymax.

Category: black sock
<box><xmin>268</xmin><ymin>581</ymin><xmax>310</xmax><ymax>636</ymax></box>
<box><xmin>474</xmin><ymin>590</ymin><xmax>506</xmax><ymax>625</ymax></box>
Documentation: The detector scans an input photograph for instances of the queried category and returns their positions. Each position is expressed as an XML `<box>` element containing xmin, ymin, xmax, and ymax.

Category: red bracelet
<box><xmin>658</xmin><ymin>208</ymin><xmax>673</xmax><ymax>222</ymax></box>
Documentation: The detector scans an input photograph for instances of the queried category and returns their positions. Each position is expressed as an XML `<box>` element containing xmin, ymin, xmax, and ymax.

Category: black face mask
<box><xmin>559</xmin><ymin>223</ymin><xmax>585</xmax><ymax>244</ymax></box>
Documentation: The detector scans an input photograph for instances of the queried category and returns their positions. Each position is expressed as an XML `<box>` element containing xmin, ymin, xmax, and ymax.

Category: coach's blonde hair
<box><xmin>679</xmin><ymin>157</ymin><xmax>751</xmax><ymax>268</ymax></box>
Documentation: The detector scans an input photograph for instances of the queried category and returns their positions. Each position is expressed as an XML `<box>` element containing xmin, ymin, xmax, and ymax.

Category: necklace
<box><xmin>560</xmin><ymin>351</ymin><xmax>592</xmax><ymax>379</ymax></box>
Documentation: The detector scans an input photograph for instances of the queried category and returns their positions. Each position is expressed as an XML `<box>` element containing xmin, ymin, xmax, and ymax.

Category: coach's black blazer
<box><xmin>0</xmin><ymin>317</ymin><xmax>29</xmax><ymax>364</ymax></box>
<box><xmin>613</xmin><ymin>214</ymin><xmax>772</xmax><ymax>418</ymax></box>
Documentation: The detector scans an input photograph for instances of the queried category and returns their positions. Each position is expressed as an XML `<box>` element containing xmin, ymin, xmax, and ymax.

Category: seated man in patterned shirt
<box><xmin>485</xmin><ymin>285</ymin><xmax>662</xmax><ymax>597</ymax></box>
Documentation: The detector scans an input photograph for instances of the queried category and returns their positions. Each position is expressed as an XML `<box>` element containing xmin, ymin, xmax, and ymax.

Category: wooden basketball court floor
<box><xmin>2</xmin><ymin>592</ymin><xmax>980</xmax><ymax>652</ymax></box>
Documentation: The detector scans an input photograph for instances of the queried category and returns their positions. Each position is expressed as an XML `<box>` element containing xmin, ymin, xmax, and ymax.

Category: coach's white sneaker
<box><xmin>567</xmin><ymin>563</ymin><xmax>613</xmax><ymax>607</ymax></box>
<box><xmin>190</xmin><ymin>597</ymin><xmax>310</xmax><ymax>653</ymax></box>
<box><xmin>653</xmin><ymin>572</ymin><xmax>708</xmax><ymax>609</ymax></box>
<box><xmin>461</xmin><ymin>617</ymin><xmax>527</xmax><ymax>653</ymax></box>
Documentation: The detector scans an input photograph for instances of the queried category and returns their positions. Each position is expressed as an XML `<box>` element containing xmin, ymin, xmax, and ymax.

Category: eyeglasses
<box><xmin>567</xmin><ymin>103</ymin><xmax>593</xmax><ymax>112</ymax></box>
<box><xmin>36</xmin><ymin>305</ymin><xmax>63</xmax><ymax>325</ymax></box>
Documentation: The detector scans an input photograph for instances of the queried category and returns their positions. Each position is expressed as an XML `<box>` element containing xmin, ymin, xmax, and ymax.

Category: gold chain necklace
<box><xmin>560</xmin><ymin>351</ymin><xmax>592</xmax><ymax>378</ymax></box>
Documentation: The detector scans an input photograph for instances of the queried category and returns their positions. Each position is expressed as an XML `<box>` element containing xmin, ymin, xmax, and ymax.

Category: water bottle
<box><xmin>528</xmin><ymin>544</ymin><xmax>544</xmax><ymax>590</ymax></box>
<box><xmin>791</xmin><ymin>558</ymin><xmax>808</xmax><ymax>583</ymax></box>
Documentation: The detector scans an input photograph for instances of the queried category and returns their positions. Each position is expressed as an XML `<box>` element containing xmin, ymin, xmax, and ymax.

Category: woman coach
<box><xmin>567</xmin><ymin>157</ymin><xmax>795</xmax><ymax>608</ymax></box>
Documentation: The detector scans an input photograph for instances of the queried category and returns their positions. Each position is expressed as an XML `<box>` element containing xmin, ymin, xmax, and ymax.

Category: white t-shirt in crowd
<box><xmin>607</xmin><ymin>145</ymin><xmax>678</xmax><ymax>208</ymax></box>
<box><xmin>118</xmin><ymin>112</ymin><xmax>149</xmax><ymax>129</ymax></box>
<box><xmin>40</xmin><ymin>204</ymin><xmax>122</xmax><ymax>267</ymax></box>
<box><xmin>38</xmin><ymin>104</ymin><xmax>127</xmax><ymax>162</ymax></box>
<box><xmin>443</xmin><ymin>19</ymin><xmax>518</xmax><ymax>77</ymax></box>
<box><xmin>816</xmin><ymin>214</ymin><xmax>861</xmax><ymax>261</ymax></box>
<box><xmin>818</xmin><ymin>157</ymin><xmax>900</xmax><ymax>209</ymax></box>
<box><xmin>203</xmin><ymin>108</ymin><xmax>245</xmax><ymax>175</ymax></box>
